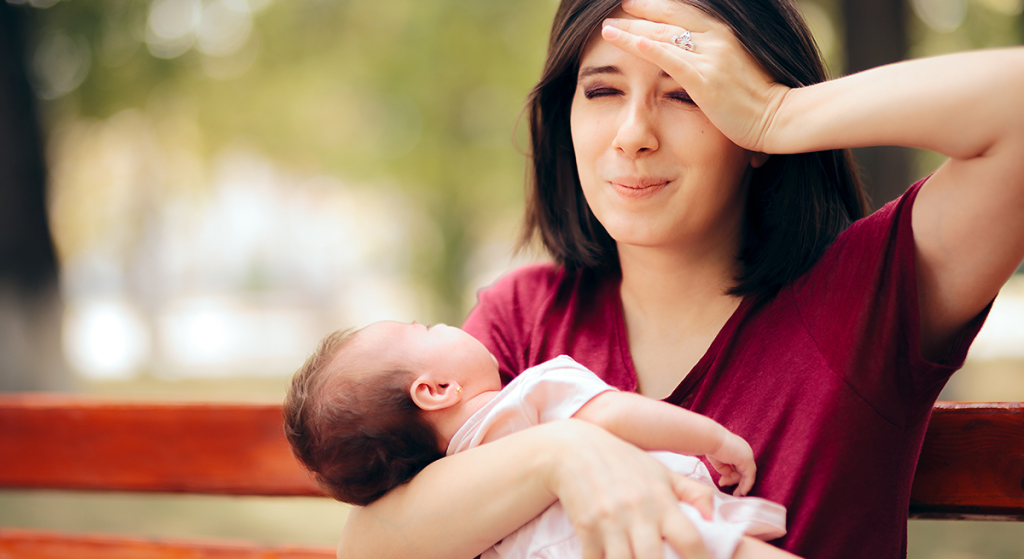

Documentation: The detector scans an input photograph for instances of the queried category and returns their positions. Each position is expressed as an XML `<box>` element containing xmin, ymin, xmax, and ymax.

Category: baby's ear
<box><xmin>410</xmin><ymin>376</ymin><xmax>462</xmax><ymax>411</ymax></box>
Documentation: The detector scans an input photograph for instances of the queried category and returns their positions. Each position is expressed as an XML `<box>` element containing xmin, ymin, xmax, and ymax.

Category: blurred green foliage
<box><xmin>24</xmin><ymin>0</ymin><xmax>557</xmax><ymax>323</ymax></box>
<box><xmin>19</xmin><ymin>0</ymin><xmax>1023</xmax><ymax>320</ymax></box>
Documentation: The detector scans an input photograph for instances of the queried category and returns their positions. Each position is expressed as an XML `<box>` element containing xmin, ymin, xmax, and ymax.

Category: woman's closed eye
<box><xmin>667</xmin><ymin>89</ymin><xmax>695</xmax><ymax>105</ymax></box>
<box><xmin>583</xmin><ymin>86</ymin><xmax>622</xmax><ymax>99</ymax></box>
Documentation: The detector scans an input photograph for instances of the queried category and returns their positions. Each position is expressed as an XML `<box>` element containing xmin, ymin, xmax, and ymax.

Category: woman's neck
<box><xmin>617</xmin><ymin>242</ymin><xmax>744</xmax><ymax>398</ymax></box>
<box><xmin>619</xmin><ymin>236</ymin><xmax>740</xmax><ymax>315</ymax></box>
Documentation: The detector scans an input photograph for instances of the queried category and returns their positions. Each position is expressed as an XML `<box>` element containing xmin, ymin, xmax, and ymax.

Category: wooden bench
<box><xmin>1</xmin><ymin>395</ymin><xmax>1022</xmax><ymax>558</ymax></box>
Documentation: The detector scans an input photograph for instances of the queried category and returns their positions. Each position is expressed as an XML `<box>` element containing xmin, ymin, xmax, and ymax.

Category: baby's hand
<box><xmin>706</xmin><ymin>432</ymin><xmax>756</xmax><ymax>496</ymax></box>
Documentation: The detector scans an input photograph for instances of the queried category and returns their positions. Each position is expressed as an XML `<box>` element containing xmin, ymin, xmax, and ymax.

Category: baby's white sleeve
<box><xmin>515</xmin><ymin>356</ymin><xmax>618</xmax><ymax>425</ymax></box>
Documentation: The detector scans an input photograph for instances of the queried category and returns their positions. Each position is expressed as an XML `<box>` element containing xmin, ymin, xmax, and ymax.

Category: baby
<box><xmin>284</xmin><ymin>321</ymin><xmax>789</xmax><ymax>559</ymax></box>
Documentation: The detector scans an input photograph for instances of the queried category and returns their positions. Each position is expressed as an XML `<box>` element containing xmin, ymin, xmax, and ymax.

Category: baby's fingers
<box><xmin>717</xmin><ymin>469</ymin><xmax>741</xmax><ymax>487</ymax></box>
<box><xmin>706</xmin><ymin>456</ymin><xmax>735</xmax><ymax>476</ymax></box>
<box><xmin>735</xmin><ymin>464</ymin><xmax>757</xmax><ymax>497</ymax></box>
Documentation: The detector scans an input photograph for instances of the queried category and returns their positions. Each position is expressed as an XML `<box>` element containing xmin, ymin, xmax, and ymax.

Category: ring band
<box><xmin>671</xmin><ymin>30</ymin><xmax>695</xmax><ymax>51</ymax></box>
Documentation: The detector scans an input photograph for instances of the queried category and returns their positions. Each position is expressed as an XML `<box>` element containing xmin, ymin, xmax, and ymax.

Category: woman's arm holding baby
<box><xmin>574</xmin><ymin>391</ymin><xmax>756</xmax><ymax>495</ymax></box>
<box><xmin>573</xmin><ymin>392</ymin><xmax>803</xmax><ymax>558</ymax></box>
<box><xmin>338</xmin><ymin>424</ymin><xmax>556</xmax><ymax>559</ymax></box>
<box><xmin>338</xmin><ymin>419</ymin><xmax>716</xmax><ymax>559</ymax></box>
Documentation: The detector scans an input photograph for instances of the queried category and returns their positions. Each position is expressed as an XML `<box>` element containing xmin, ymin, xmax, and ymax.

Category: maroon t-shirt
<box><xmin>462</xmin><ymin>179</ymin><xmax>988</xmax><ymax>559</ymax></box>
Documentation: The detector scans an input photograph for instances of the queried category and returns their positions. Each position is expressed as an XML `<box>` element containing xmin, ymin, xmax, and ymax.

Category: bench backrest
<box><xmin>1</xmin><ymin>395</ymin><xmax>1022</xmax><ymax>557</ymax></box>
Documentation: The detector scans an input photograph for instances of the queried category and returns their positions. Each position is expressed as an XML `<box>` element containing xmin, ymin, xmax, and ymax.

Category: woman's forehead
<box><xmin>578</xmin><ymin>31</ymin><xmax>671</xmax><ymax>80</ymax></box>
<box><xmin>578</xmin><ymin>9</ymin><xmax>645</xmax><ymax>64</ymax></box>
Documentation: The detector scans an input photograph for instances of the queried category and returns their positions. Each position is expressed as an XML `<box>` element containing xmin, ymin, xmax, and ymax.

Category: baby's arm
<box><xmin>573</xmin><ymin>391</ymin><xmax>756</xmax><ymax>495</ymax></box>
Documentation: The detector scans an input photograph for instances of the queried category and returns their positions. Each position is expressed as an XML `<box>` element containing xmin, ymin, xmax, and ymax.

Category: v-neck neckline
<box><xmin>611</xmin><ymin>284</ymin><xmax>755</xmax><ymax>407</ymax></box>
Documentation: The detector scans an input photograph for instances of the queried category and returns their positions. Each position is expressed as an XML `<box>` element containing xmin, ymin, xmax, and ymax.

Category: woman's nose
<box><xmin>612</xmin><ymin>100</ymin><xmax>659</xmax><ymax>157</ymax></box>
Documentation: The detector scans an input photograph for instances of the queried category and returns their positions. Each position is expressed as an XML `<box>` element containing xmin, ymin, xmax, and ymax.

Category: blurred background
<box><xmin>0</xmin><ymin>0</ymin><xmax>1021</xmax><ymax>555</ymax></box>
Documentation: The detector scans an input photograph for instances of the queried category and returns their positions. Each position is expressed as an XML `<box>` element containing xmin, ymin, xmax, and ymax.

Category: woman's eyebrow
<box><xmin>578</xmin><ymin>65</ymin><xmax>621</xmax><ymax>79</ymax></box>
<box><xmin>578</xmin><ymin>66</ymin><xmax>674</xmax><ymax>80</ymax></box>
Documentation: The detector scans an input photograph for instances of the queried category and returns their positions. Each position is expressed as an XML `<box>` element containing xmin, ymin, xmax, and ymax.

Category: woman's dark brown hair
<box><xmin>521</xmin><ymin>0</ymin><xmax>870</xmax><ymax>298</ymax></box>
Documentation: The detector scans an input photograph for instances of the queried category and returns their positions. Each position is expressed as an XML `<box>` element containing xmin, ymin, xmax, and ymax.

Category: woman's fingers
<box><xmin>580</xmin><ymin>528</ymin><xmax>630</xmax><ymax>559</ymax></box>
<box><xmin>620</xmin><ymin>0</ymin><xmax>712</xmax><ymax>33</ymax></box>
<box><xmin>670</xmin><ymin>473</ymin><xmax>715</xmax><ymax>520</ymax></box>
<box><xmin>661</xmin><ymin>507</ymin><xmax>712</xmax><ymax>559</ymax></box>
<box><xmin>603</xmin><ymin>17</ymin><xmax>689</xmax><ymax>47</ymax></box>
<box><xmin>578</xmin><ymin>508</ymin><xmax>668</xmax><ymax>559</ymax></box>
<box><xmin>628</xmin><ymin>523</ymin><xmax>667</xmax><ymax>559</ymax></box>
<box><xmin>600</xmin><ymin>24</ymin><xmax>702</xmax><ymax>88</ymax></box>
<box><xmin>550</xmin><ymin>421</ymin><xmax>709</xmax><ymax>559</ymax></box>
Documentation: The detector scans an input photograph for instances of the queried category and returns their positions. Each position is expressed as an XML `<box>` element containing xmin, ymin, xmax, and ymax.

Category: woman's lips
<box><xmin>609</xmin><ymin>178</ymin><xmax>670</xmax><ymax>199</ymax></box>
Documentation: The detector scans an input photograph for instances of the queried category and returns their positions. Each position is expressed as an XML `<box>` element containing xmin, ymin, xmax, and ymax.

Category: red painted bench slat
<box><xmin>0</xmin><ymin>394</ymin><xmax>321</xmax><ymax>497</ymax></box>
<box><xmin>910</xmin><ymin>402</ymin><xmax>1024</xmax><ymax>520</ymax></box>
<box><xmin>0</xmin><ymin>528</ymin><xmax>334</xmax><ymax>559</ymax></box>
<box><xmin>1</xmin><ymin>395</ymin><xmax>1022</xmax><ymax>527</ymax></box>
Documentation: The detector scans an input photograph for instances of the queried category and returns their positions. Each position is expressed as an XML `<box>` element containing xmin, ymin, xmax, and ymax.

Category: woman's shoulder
<box><xmin>476</xmin><ymin>262</ymin><xmax>615</xmax><ymax>306</ymax></box>
<box><xmin>466</xmin><ymin>262</ymin><xmax>618</xmax><ymax>341</ymax></box>
<box><xmin>467</xmin><ymin>262</ymin><xmax>564</xmax><ymax>334</ymax></box>
<box><xmin>795</xmin><ymin>176</ymin><xmax>927</xmax><ymax>290</ymax></box>
<box><xmin>484</xmin><ymin>261</ymin><xmax>565</xmax><ymax>292</ymax></box>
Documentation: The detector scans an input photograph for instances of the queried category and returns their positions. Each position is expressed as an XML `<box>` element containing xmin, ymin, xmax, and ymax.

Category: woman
<box><xmin>337</xmin><ymin>0</ymin><xmax>1024</xmax><ymax>557</ymax></box>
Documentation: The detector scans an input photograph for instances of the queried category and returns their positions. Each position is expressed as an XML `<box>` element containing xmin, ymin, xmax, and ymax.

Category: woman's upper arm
<box><xmin>913</xmin><ymin>124</ymin><xmax>1024</xmax><ymax>359</ymax></box>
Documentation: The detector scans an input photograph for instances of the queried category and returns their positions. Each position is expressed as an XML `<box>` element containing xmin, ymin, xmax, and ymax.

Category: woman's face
<box><xmin>569</xmin><ymin>20</ymin><xmax>760</xmax><ymax>253</ymax></box>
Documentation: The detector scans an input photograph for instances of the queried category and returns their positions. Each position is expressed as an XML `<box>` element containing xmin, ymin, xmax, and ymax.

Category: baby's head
<box><xmin>283</xmin><ymin>321</ymin><xmax>500</xmax><ymax>505</ymax></box>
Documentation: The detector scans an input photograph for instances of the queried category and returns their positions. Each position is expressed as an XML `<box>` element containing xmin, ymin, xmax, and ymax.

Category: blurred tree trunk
<box><xmin>841</xmin><ymin>0</ymin><xmax>913</xmax><ymax>210</ymax></box>
<box><xmin>0</xmin><ymin>2</ymin><xmax>72</xmax><ymax>391</ymax></box>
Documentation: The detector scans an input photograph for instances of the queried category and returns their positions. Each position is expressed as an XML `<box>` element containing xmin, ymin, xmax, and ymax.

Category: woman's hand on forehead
<box><xmin>603</xmin><ymin>0</ymin><xmax>790</xmax><ymax>155</ymax></box>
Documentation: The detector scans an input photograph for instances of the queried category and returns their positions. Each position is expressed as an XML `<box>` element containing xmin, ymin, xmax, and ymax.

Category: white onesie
<box><xmin>446</xmin><ymin>355</ymin><xmax>787</xmax><ymax>559</ymax></box>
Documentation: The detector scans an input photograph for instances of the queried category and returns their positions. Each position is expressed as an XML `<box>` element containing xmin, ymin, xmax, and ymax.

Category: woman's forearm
<box><xmin>338</xmin><ymin>418</ymin><xmax>716</xmax><ymax>559</ymax></box>
<box><xmin>337</xmin><ymin>424</ymin><xmax>559</xmax><ymax>559</ymax></box>
<box><xmin>768</xmin><ymin>48</ymin><xmax>1024</xmax><ymax>158</ymax></box>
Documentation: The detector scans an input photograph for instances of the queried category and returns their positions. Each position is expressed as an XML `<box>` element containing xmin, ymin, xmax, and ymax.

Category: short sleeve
<box><xmin>513</xmin><ymin>356</ymin><xmax>619</xmax><ymax>423</ymax></box>
<box><xmin>791</xmin><ymin>178</ymin><xmax>990</xmax><ymax>414</ymax></box>
<box><xmin>446</xmin><ymin>357</ymin><xmax>617</xmax><ymax>454</ymax></box>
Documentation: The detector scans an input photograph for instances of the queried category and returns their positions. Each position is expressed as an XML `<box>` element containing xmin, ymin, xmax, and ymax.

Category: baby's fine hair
<box><xmin>282</xmin><ymin>329</ymin><xmax>445</xmax><ymax>506</ymax></box>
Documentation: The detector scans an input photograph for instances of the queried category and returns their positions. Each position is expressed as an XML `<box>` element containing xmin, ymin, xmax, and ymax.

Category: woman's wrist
<box><xmin>537</xmin><ymin>419</ymin><xmax>601</xmax><ymax>498</ymax></box>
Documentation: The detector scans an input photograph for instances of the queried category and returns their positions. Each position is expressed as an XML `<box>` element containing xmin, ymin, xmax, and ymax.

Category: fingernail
<box><xmin>602</xmin><ymin>25</ymin><xmax>621</xmax><ymax>39</ymax></box>
<box><xmin>623</xmin><ymin>0</ymin><xmax>634</xmax><ymax>7</ymax></box>
<box><xmin>604</xmin><ymin>18</ymin><xmax>619</xmax><ymax>28</ymax></box>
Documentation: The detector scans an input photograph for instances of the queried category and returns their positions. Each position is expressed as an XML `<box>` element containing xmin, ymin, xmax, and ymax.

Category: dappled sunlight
<box><xmin>50</xmin><ymin>111</ymin><xmax>438</xmax><ymax>380</ymax></box>
<box><xmin>968</xmin><ymin>275</ymin><xmax>1024</xmax><ymax>361</ymax></box>
<box><xmin>62</xmin><ymin>297</ymin><xmax>151</xmax><ymax>380</ymax></box>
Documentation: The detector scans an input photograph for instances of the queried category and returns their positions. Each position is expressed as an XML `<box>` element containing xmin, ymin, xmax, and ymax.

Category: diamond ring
<box><xmin>671</xmin><ymin>30</ymin><xmax>695</xmax><ymax>51</ymax></box>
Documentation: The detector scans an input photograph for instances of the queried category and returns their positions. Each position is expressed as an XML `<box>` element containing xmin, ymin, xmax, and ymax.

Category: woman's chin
<box><xmin>607</xmin><ymin>229</ymin><xmax>677</xmax><ymax>251</ymax></box>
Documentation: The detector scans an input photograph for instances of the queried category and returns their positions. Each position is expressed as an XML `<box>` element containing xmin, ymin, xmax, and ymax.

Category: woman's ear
<box><xmin>410</xmin><ymin>376</ymin><xmax>462</xmax><ymax>411</ymax></box>
<box><xmin>751</xmin><ymin>151</ymin><xmax>770</xmax><ymax>169</ymax></box>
